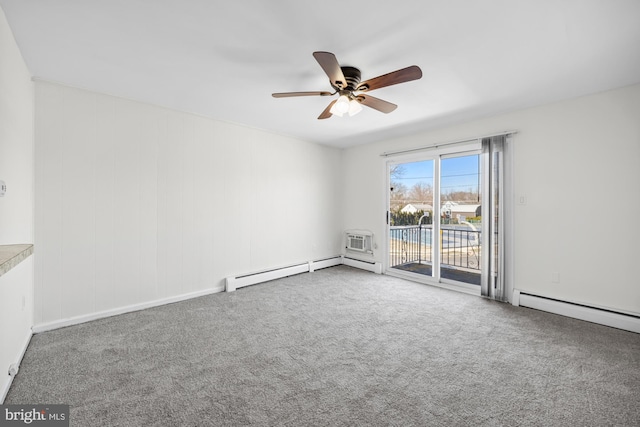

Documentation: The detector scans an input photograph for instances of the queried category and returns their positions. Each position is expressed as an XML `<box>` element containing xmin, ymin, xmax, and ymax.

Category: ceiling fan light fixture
<box><xmin>330</xmin><ymin>95</ymin><xmax>351</xmax><ymax>116</ymax></box>
<box><xmin>348</xmin><ymin>99</ymin><xmax>363</xmax><ymax>116</ymax></box>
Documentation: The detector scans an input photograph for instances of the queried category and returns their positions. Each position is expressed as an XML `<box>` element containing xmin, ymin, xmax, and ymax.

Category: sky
<box><xmin>392</xmin><ymin>154</ymin><xmax>480</xmax><ymax>196</ymax></box>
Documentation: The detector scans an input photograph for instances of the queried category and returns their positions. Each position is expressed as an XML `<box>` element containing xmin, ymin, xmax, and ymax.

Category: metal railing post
<box><xmin>418</xmin><ymin>224</ymin><xmax>422</xmax><ymax>264</ymax></box>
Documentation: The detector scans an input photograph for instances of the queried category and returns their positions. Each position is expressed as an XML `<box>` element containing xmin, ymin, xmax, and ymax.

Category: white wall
<box><xmin>0</xmin><ymin>7</ymin><xmax>34</xmax><ymax>402</ymax></box>
<box><xmin>34</xmin><ymin>81</ymin><xmax>343</xmax><ymax>326</ymax></box>
<box><xmin>342</xmin><ymin>83</ymin><xmax>640</xmax><ymax>316</ymax></box>
<box><xmin>0</xmin><ymin>9</ymin><xmax>33</xmax><ymax>244</ymax></box>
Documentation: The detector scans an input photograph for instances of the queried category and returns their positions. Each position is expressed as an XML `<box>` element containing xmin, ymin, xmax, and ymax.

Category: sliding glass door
<box><xmin>386</xmin><ymin>143</ymin><xmax>485</xmax><ymax>291</ymax></box>
<box><xmin>438</xmin><ymin>153</ymin><xmax>482</xmax><ymax>285</ymax></box>
<box><xmin>388</xmin><ymin>159</ymin><xmax>435</xmax><ymax>277</ymax></box>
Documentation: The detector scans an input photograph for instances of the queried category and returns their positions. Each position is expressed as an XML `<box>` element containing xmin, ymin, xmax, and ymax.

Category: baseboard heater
<box><xmin>225</xmin><ymin>256</ymin><xmax>382</xmax><ymax>292</ymax></box>
<box><xmin>341</xmin><ymin>256</ymin><xmax>383</xmax><ymax>274</ymax></box>
<box><xmin>225</xmin><ymin>257</ymin><xmax>341</xmax><ymax>292</ymax></box>
<box><xmin>515</xmin><ymin>290</ymin><xmax>640</xmax><ymax>334</ymax></box>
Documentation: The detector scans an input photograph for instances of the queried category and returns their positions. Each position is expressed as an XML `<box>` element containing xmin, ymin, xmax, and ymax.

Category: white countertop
<box><xmin>0</xmin><ymin>244</ymin><xmax>34</xmax><ymax>278</ymax></box>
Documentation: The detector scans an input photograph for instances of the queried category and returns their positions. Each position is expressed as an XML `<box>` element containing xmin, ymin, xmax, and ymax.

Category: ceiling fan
<box><xmin>272</xmin><ymin>51</ymin><xmax>422</xmax><ymax>119</ymax></box>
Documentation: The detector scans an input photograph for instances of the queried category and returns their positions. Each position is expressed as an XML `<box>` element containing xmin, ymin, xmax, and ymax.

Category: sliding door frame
<box><xmin>383</xmin><ymin>140</ymin><xmax>483</xmax><ymax>295</ymax></box>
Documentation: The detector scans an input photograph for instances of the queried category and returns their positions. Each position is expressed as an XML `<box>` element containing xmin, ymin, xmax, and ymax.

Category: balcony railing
<box><xmin>389</xmin><ymin>225</ymin><xmax>481</xmax><ymax>271</ymax></box>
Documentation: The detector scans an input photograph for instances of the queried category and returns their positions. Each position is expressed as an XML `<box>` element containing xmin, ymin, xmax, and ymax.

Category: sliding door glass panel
<box><xmin>389</xmin><ymin>160</ymin><xmax>434</xmax><ymax>277</ymax></box>
<box><xmin>438</xmin><ymin>153</ymin><xmax>482</xmax><ymax>285</ymax></box>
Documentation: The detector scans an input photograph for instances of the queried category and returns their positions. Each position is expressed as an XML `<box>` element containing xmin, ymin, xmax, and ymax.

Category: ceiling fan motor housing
<box><xmin>334</xmin><ymin>66</ymin><xmax>361</xmax><ymax>91</ymax></box>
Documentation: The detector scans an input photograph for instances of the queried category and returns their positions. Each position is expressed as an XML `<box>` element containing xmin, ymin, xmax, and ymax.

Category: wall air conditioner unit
<box><xmin>345</xmin><ymin>230</ymin><xmax>373</xmax><ymax>254</ymax></box>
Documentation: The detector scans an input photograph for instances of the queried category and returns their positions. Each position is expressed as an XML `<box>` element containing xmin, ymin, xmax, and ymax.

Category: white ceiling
<box><xmin>2</xmin><ymin>0</ymin><xmax>640</xmax><ymax>148</ymax></box>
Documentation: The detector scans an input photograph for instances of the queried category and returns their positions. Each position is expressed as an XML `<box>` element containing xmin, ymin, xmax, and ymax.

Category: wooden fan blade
<box><xmin>313</xmin><ymin>51</ymin><xmax>347</xmax><ymax>89</ymax></box>
<box><xmin>358</xmin><ymin>95</ymin><xmax>397</xmax><ymax>113</ymax></box>
<box><xmin>272</xmin><ymin>91</ymin><xmax>332</xmax><ymax>98</ymax></box>
<box><xmin>356</xmin><ymin>65</ymin><xmax>422</xmax><ymax>92</ymax></box>
<box><xmin>318</xmin><ymin>100</ymin><xmax>336</xmax><ymax>119</ymax></box>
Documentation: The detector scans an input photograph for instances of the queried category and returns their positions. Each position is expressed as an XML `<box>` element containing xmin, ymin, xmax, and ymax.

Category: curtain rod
<box><xmin>379</xmin><ymin>130</ymin><xmax>518</xmax><ymax>157</ymax></box>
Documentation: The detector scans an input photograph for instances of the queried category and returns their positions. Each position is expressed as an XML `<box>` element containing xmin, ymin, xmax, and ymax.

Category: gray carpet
<box><xmin>6</xmin><ymin>266</ymin><xmax>640</xmax><ymax>426</ymax></box>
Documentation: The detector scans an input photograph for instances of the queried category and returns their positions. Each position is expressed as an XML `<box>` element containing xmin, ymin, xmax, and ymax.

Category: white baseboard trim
<box><xmin>32</xmin><ymin>285</ymin><xmax>225</xmax><ymax>334</ymax></box>
<box><xmin>225</xmin><ymin>256</ymin><xmax>349</xmax><ymax>292</ymax></box>
<box><xmin>1</xmin><ymin>377</ymin><xmax>11</xmax><ymax>404</ymax></box>
<box><xmin>512</xmin><ymin>289</ymin><xmax>521</xmax><ymax>306</ymax></box>
<box><xmin>1</xmin><ymin>331</ymin><xmax>32</xmax><ymax>404</ymax></box>
<box><xmin>309</xmin><ymin>257</ymin><xmax>343</xmax><ymax>272</ymax></box>
<box><xmin>518</xmin><ymin>292</ymin><xmax>640</xmax><ymax>334</ymax></box>
<box><xmin>341</xmin><ymin>256</ymin><xmax>383</xmax><ymax>274</ymax></box>
<box><xmin>226</xmin><ymin>263</ymin><xmax>311</xmax><ymax>292</ymax></box>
